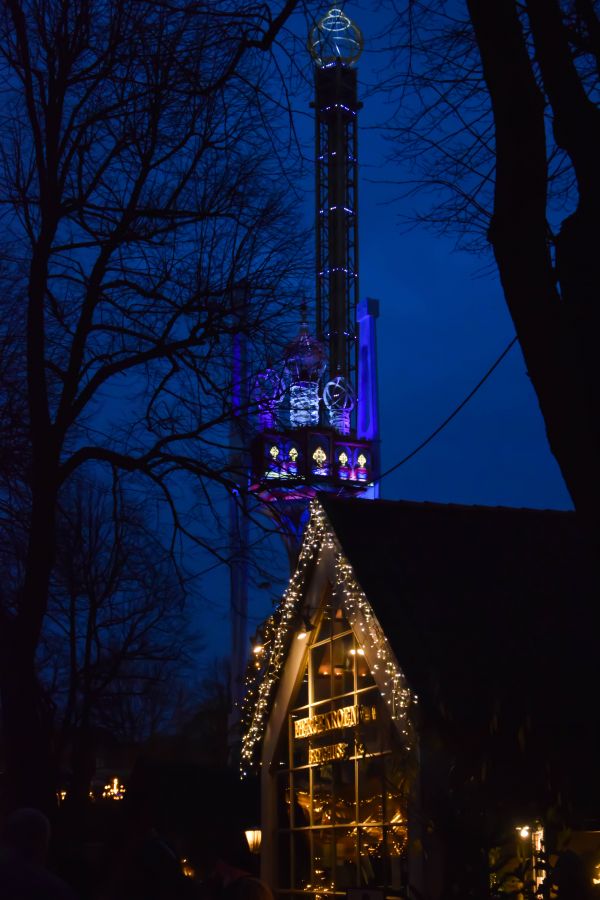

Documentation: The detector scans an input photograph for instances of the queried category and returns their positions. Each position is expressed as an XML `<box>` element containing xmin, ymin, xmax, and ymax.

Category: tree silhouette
<box><xmin>386</xmin><ymin>0</ymin><xmax>600</xmax><ymax>537</ymax></box>
<box><xmin>0</xmin><ymin>0</ymin><xmax>309</xmax><ymax>811</ymax></box>
<box><xmin>38</xmin><ymin>478</ymin><xmax>198</xmax><ymax>807</ymax></box>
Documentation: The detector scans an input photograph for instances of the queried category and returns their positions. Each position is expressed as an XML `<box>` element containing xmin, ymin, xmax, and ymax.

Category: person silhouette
<box><xmin>0</xmin><ymin>807</ymin><xmax>78</xmax><ymax>899</ymax></box>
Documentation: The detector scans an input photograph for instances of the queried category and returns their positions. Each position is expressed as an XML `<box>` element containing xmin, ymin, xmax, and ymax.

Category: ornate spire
<box><xmin>308</xmin><ymin>8</ymin><xmax>364</xmax><ymax>68</ymax></box>
<box><xmin>284</xmin><ymin>319</ymin><xmax>326</xmax><ymax>428</ymax></box>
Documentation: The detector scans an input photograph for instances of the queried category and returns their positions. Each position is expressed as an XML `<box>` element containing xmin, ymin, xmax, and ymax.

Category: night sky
<box><xmin>197</xmin><ymin>3</ymin><xmax>572</xmax><ymax>663</ymax></box>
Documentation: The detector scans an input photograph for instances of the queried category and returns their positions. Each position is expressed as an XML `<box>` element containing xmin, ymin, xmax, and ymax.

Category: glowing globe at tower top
<box><xmin>308</xmin><ymin>8</ymin><xmax>364</xmax><ymax>67</ymax></box>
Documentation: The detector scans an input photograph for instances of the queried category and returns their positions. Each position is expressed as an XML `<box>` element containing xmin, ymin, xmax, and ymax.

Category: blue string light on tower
<box><xmin>250</xmin><ymin>6</ymin><xmax>381</xmax><ymax>558</ymax></box>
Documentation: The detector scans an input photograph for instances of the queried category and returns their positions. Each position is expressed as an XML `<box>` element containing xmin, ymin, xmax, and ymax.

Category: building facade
<box><xmin>242</xmin><ymin>496</ymin><xmax>598</xmax><ymax>899</ymax></box>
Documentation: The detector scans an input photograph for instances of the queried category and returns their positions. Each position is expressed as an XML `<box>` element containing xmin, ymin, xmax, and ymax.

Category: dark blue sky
<box><xmin>197</xmin><ymin>3</ymin><xmax>572</xmax><ymax>664</ymax></box>
<box><xmin>332</xmin><ymin>2</ymin><xmax>570</xmax><ymax>511</ymax></box>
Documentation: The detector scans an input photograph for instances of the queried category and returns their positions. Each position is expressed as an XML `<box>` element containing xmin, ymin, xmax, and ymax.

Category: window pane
<box><xmin>387</xmin><ymin>825</ymin><xmax>408</xmax><ymax>859</ymax></box>
<box><xmin>387</xmin><ymin>826</ymin><xmax>408</xmax><ymax>892</ymax></box>
<box><xmin>358</xmin><ymin>755</ymin><xmax>384</xmax><ymax>824</ymax></box>
<box><xmin>359</xmin><ymin>827</ymin><xmax>384</xmax><ymax>886</ymax></box>
<box><xmin>311</xmin><ymin>643</ymin><xmax>331</xmax><ymax>703</ymax></box>
<box><xmin>293</xmin><ymin>669</ymin><xmax>309</xmax><ymax>711</ymax></box>
<box><xmin>355</xmin><ymin>647</ymin><xmax>374</xmax><ymax>688</ymax></box>
<box><xmin>334</xmin><ymin>828</ymin><xmax>358</xmax><ymax>887</ymax></box>
<box><xmin>333</xmin><ymin>759</ymin><xmax>355</xmax><ymax>824</ymax></box>
<box><xmin>292</xmin><ymin>769</ymin><xmax>311</xmax><ymax>828</ymax></box>
<box><xmin>313</xmin><ymin>829</ymin><xmax>335</xmax><ymax>891</ymax></box>
<box><xmin>292</xmin><ymin>831</ymin><xmax>311</xmax><ymax>890</ymax></box>
<box><xmin>315</xmin><ymin>605</ymin><xmax>332</xmax><ymax>641</ymax></box>
<box><xmin>313</xmin><ymin>762</ymin><xmax>333</xmax><ymax>827</ymax></box>
<box><xmin>384</xmin><ymin>755</ymin><xmax>408</xmax><ymax>826</ymax></box>
<box><xmin>331</xmin><ymin>633</ymin><xmax>354</xmax><ymax>697</ymax></box>
<box><xmin>278</xmin><ymin>772</ymin><xmax>292</xmax><ymax>829</ymax></box>
<box><xmin>357</xmin><ymin>692</ymin><xmax>389</xmax><ymax>755</ymax></box>
<box><xmin>291</xmin><ymin>712</ymin><xmax>309</xmax><ymax>769</ymax></box>
<box><xmin>332</xmin><ymin>603</ymin><xmax>350</xmax><ymax>636</ymax></box>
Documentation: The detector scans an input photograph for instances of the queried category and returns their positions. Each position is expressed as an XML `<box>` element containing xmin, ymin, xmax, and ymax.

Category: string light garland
<box><xmin>240</xmin><ymin>500</ymin><xmax>416</xmax><ymax>776</ymax></box>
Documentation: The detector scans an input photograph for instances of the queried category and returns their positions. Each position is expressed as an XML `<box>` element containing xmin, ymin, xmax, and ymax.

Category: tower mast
<box><xmin>250</xmin><ymin>5</ymin><xmax>378</xmax><ymax>553</ymax></box>
<box><xmin>313</xmin><ymin>11</ymin><xmax>362</xmax><ymax>401</ymax></box>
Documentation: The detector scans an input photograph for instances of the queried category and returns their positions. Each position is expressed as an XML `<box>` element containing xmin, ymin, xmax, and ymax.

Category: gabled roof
<box><xmin>319</xmin><ymin>495</ymin><xmax>598</xmax><ymax>818</ymax></box>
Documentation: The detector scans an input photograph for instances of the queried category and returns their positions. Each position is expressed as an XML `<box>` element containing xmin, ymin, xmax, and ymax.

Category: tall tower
<box><xmin>230</xmin><ymin>5</ymin><xmax>379</xmax><ymax>730</ymax></box>
<box><xmin>250</xmin><ymin>7</ymin><xmax>379</xmax><ymax>543</ymax></box>
<box><xmin>312</xmin><ymin>8</ymin><xmax>362</xmax><ymax>424</ymax></box>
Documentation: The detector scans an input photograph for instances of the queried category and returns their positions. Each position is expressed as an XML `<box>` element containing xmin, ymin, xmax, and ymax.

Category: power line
<box><xmin>155</xmin><ymin>336</ymin><xmax>520</xmax><ymax>581</ymax></box>
<box><xmin>378</xmin><ymin>336</ymin><xmax>519</xmax><ymax>482</ymax></box>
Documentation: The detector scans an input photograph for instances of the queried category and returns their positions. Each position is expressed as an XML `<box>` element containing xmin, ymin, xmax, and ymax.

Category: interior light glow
<box><xmin>239</xmin><ymin>500</ymin><xmax>416</xmax><ymax>775</ymax></box>
<box><xmin>245</xmin><ymin>829</ymin><xmax>262</xmax><ymax>854</ymax></box>
<box><xmin>181</xmin><ymin>858</ymin><xmax>196</xmax><ymax>878</ymax></box>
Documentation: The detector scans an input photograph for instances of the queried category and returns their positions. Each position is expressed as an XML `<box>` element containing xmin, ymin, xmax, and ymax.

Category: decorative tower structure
<box><xmin>312</xmin><ymin>8</ymin><xmax>361</xmax><ymax>435</ymax></box>
<box><xmin>249</xmin><ymin>6</ymin><xmax>379</xmax><ymax>553</ymax></box>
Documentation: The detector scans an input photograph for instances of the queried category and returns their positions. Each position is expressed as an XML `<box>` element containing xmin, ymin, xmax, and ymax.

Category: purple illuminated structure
<box><xmin>226</xmin><ymin>7</ymin><xmax>381</xmax><ymax>721</ymax></box>
<box><xmin>250</xmin><ymin>7</ymin><xmax>380</xmax><ymax>555</ymax></box>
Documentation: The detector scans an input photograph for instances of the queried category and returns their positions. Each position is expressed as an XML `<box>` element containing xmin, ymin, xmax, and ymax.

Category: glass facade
<box><xmin>276</xmin><ymin>594</ymin><xmax>409</xmax><ymax>899</ymax></box>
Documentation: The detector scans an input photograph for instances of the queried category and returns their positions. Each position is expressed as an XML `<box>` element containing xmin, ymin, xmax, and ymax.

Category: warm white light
<box><xmin>312</xmin><ymin>446</ymin><xmax>327</xmax><ymax>467</ymax></box>
<box><xmin>245</xmin><ymin>829</ymin><xmax>262</xmax><ymax>854</ymax></box>
<box><xmin>517</xmin><ymin>826</ymin><xmax>530</xmax><ymax>839</ymax></box>
<box><xmin>239</xmin><ymin>499</ymin><xmax>415</xmax><ymax>775</ymax></box>
<box><xmin>102</xmin><ymin>776</ymin><xmax>126</xmax><ymax>800</ymax></box>
<box><xmin>181</xmin><ymin>858</ymin><xmax>196</xmax><ymax>878</ymax></box>
<box><xmin>253</xmin><ymin>644</ymin><xmax>264</xmax><ymax>654</ymax></box>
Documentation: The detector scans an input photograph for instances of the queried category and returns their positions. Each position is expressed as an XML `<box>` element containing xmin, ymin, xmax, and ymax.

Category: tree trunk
<box><xmin>466</xmin><ymin>0</ymin><xmax>600</xmax><ymax>544</ymax></box>
<box><xmin>0</xmin><ymin>631</ymin><xmax>57</xmax><ymax>814</ymax></box>
<box><xmin>0</xmin><ymin>453</ymin><xmax>60</xmax><ymax>812</ymax></box>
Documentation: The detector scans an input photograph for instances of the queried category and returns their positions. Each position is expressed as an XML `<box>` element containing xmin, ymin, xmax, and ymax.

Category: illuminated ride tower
<box><xmin>250</xmin><ymin>7</ymin><xmax>380</xmax><ymax>563</ymax></box>
<box><xmin>230</xmin><ymin>7</ymin><xmax>380</xmax><ymax>719</ymax></box>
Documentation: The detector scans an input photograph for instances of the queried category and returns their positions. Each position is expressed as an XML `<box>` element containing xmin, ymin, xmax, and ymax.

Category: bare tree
<box><xmin>385</xmin><ymin>0</ymin><xmax>600</xmax><ymax>537</ymax></box>
<box><xmin>0</xmin><ymin>0</ymin><xmax>312</xmax><ymax>810</ymax></box>
<box><xmin>37</xmin><ymin>478</ymin><xmax>197</xmax><ymax>806</ymax></box>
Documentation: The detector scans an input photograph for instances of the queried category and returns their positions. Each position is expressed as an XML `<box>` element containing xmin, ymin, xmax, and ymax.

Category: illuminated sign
<box><xmin>294</xmin><ymin>704</ymin><xmax>376</xmax><ymax>739</ymax></box>
<box><xmin>308</xmin><ymin>742</ymin><xmax>348</xmax><ymax>765</ymax></box>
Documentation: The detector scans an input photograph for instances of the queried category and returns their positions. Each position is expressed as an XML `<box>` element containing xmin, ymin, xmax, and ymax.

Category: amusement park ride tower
<box><xmin>230</xmin><ymin>7</ymin><xmax>380</xmax><ymax>707</ymax></box>
<box><xmin>250</xmin><ymin>7</ymin><xmax>380</xmax><ymax>536</ymax></box>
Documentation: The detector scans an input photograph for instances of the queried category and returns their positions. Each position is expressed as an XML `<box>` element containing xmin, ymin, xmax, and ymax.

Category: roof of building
<box><xmin>318</xmin><ymin>495</ymin><xmax>598</xmax><ymax>819</ymax></box>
